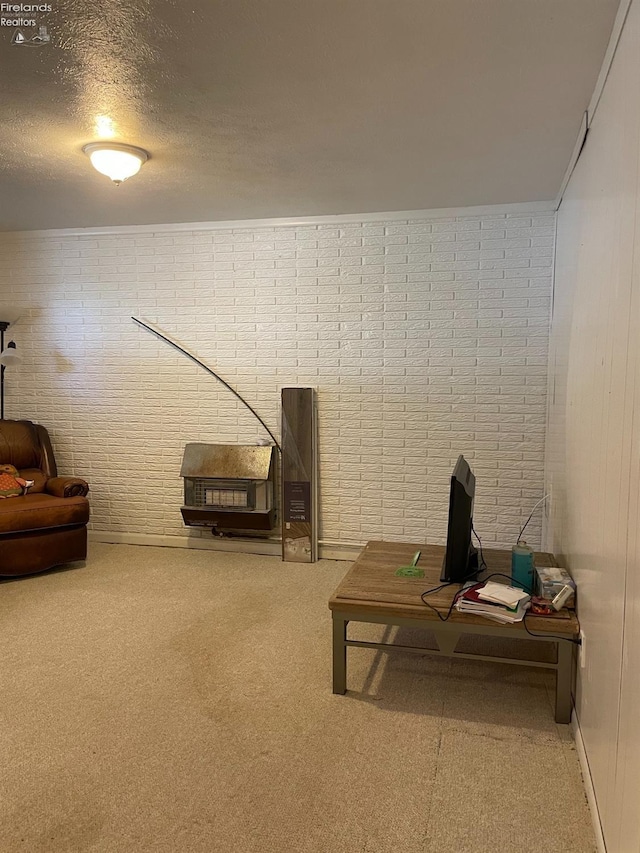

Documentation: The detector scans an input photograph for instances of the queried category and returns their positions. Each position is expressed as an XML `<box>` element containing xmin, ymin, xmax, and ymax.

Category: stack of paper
<box><xmin>455</xmin><ymin>582</ymin><xmax>531</xmax><ymax>624</ymax></box>
<box><xmin>477</xmin><ymin>582</ymin><xmax>530</xmax><ymax>609</ymax></box>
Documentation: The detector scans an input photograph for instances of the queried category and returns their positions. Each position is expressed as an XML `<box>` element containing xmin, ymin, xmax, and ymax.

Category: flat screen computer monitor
<box><xmin>440</xmin><ymin>455</ymin><xmax>479</xmax><ymax>583</ymax></box>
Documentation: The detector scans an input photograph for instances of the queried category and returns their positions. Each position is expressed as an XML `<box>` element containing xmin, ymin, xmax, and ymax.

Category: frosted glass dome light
<box><xmin>82</xmin><ymin>142</ymin><xmax>149</xmax><ymax>185</ymax></box>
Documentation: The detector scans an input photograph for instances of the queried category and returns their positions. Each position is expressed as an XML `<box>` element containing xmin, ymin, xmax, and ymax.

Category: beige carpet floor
<box><xmin>0</xmin><ymin>544</ymin><xmax>595</xmax><ymax>853</ymax></box>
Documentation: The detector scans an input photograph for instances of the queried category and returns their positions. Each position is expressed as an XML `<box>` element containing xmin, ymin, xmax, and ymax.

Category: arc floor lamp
<box><xmin>0</xmin><ymin>313</ymin><xmax>21</xmax><ymax>420</ymax></box>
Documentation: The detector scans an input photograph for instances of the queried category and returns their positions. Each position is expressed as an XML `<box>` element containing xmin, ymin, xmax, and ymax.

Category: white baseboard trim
<box><xmin>88</xmin><ymin>530</ymin><xmax>361</xmax><ymax>562</ymax></box>
<box><xmin>89</xmin><ymin>530</ymin><xmax>281</xmax><ymax>556</ymax></box>
<box><xmin>318</xmin><ymin>542</ymin><xmax>364</xmax><ymax>561</ymax></box>
<box><xmin>572</xmin><ymin>713</ymin><xmax>607</xmax><ymax>853</ymax></box>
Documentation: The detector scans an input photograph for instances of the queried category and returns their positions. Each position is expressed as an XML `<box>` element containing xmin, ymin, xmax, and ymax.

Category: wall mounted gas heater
<box><xmin>180</xmin><ymin>443</ymin><xmax>277</xmax><ymax>535</ymax></box>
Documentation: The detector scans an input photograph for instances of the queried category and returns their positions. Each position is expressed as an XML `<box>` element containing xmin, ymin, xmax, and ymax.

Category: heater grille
<box><xmin>192</xmin><ymin>478</ymin><xmax>254</xmax><ymax>510</ymax></box>
<box><xmin>205</xmin><ymin>489</ymin><xmax>247</xmax><ymax>507</ymax></box>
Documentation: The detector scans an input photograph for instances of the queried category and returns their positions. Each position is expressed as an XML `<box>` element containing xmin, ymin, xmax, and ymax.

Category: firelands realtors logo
<box><xmin>2</xmin><ymin>3</ymin><xmax>52</xmax><ymax>45</ymax></box>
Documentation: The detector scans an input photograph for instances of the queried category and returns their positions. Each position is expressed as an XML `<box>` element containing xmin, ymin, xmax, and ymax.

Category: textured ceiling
<box><xmin>0</xmin><ymin>0</ymin><xmax>620</xmax><ymax>231</ymax></box>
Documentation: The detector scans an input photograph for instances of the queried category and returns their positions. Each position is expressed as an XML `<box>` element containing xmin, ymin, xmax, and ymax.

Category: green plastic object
<box><xmin>395</xmin><ymin>550</ymin><xmax>423</xmax><ymax>578</ymax></box>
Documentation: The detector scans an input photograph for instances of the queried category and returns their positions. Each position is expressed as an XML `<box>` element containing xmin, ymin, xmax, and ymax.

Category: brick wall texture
<box><xmin>0</xmin><ymin>211</ymin><xmax>554</xmax><ymax>549</ymax></box>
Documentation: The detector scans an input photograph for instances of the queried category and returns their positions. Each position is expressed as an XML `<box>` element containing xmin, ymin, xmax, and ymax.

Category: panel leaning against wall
<box><xmin>281</xmin><ymin>386</ymin><xmax>318</xmax><ymax>562</ymax></box>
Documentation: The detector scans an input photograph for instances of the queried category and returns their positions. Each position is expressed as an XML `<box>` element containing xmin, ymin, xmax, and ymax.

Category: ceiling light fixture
<box><xmin>82</xmin><ymin>142</ymin><xmax>149</xmax><ymax>185</ymax></box>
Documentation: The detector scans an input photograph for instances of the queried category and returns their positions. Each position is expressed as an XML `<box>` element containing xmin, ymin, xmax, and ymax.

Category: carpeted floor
<box><xmin>0</xmin><ymin>544</ymin><xmax>595</xmax><ymax>853</ymax></box>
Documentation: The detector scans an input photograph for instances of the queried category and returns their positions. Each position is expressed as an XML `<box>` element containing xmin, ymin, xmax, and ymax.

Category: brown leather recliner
<box><xmin>0</xmin><ymin>420</ymin><xmax>90</xmax><ymax>576</ymax></box>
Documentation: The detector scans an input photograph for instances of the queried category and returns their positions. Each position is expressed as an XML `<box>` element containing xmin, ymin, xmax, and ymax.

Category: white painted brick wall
<box><xmin>0</xmin><ymin>210</ymin><xmax>554</xmax><ymax>549</ymax></box>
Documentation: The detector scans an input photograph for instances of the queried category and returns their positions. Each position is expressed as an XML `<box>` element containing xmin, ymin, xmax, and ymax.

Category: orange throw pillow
<box><xmin>0</xmin><ymin>464</ymin><xmax>29</xmax><ymax>498</ymax></box>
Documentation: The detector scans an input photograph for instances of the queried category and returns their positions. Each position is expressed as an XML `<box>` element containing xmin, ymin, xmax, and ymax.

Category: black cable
<box><xmin>420</xmin><ymin>524</ymin><xmax>581</xmax><ymax>644</ymax></box>
<box><xmin>477</xmin><ymin>572</ymin><xmax>580</xmax><ymax>644</ymax></box>
<box><xmin>471</xmin><ymin>522</ymin><xmax>486</xmax><ymax>571</ymax></box>
<box><xmin>422</xmin><ymin>569</ymin><xmax>526</xmax><ymax>620</ymax></box>
<box><xmin>513</xmin><ymin>496</ymin><xmax>579</xmax><ymax>643</ymax></box>
<box><xmin>132</xmin><ymin>317</ymin><xmax>281</xmax><ymax>452</ymax></box>
<box><xmin>517</xmin><ymin>494</ymin><xmax>549</xmax><ymax>543</ymax></box>
<box><xmin>522</xmin><ymin>611</ymin><xmax>582</xmax><ymax>645</ymax></box>
<box><xmin>420</xmin><ymin>560</ymin><xmax>487</xmax><ymax>622</ymax></box>
<box><xmin>420</xmin><ymin>581</ymin><xmax>463</xmax><ymax>622</ymax></box>
<box><xmin>482</xmin><ymin>571</ymin><xmax>533</xmax><ymax>594</ymax></box>
<box><xmin>421</xmin><ymin>568</ymin><xmax>581</xmax><ymax>644</ymax></box>
<box><xmin>419</xmin><ymin>526</ymin><xmax>492</xmax><ymax>622</ymax></box>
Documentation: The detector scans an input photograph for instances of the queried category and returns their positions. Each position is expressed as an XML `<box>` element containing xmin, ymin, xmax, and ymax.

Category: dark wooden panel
<box><xmin>281</xmin><ymin>387</ymin><xmax>317</xmax><ymax>562</ymax></box>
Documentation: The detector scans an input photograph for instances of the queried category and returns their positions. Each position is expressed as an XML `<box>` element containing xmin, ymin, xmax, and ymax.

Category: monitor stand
<box><xmin>440</xmin><ymin>544</ymin><xmax>479</xmax><ymax>583</ymax></box>
<box><xmin>465</xmin><ymin>545</ymin><xmax>479</xmax><ymax>579</ymax></box>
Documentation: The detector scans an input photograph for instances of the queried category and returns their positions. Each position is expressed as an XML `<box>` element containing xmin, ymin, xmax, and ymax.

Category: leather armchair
<box><xmin>0</xmin><ymin>420</ymin><xmax>90</xmax><ymax>576</ymax></box>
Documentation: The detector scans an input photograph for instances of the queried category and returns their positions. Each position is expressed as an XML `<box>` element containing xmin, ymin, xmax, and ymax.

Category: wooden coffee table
<box><xmin>328</xmin><ymin>541</ymin><xmax>580</xmax><ymax>723</ymax></box>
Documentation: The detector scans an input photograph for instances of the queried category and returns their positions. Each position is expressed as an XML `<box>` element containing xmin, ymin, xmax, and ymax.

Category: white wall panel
<box><xmin>612</xmin><ymin>11</ymin><xmax>640</xmax><ymax>837</ymax></box>
<box><xmin>545</xmin><ymin>1</ymin><xmax>640</xmax><ymax>849</ymax></box>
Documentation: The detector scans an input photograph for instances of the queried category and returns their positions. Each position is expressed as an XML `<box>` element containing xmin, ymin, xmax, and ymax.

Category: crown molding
<box><xmin>0</xmin><ymin>200</ymin><xmax>556</xmax><ymax>240</ymax></box>
<box><xmin>587</xmin><ymin>0</ymin><xmax>632</xmax><ymax>128</ymax></box>
<box><xmin>555</xmin><ymin>0</ymin><xmax>633</xmax><ymax>209</ymax></box>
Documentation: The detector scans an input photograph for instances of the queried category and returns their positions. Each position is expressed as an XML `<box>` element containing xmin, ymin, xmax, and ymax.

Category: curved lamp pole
<box><xmin>132</xmin><ymin>317</ymin><xmax>281</xmax><ymax>452</ymax></box>
<box><xmin>0</xmin><ymin>320</ymin><xmax>20</xmax><ymax>421</ymax></box>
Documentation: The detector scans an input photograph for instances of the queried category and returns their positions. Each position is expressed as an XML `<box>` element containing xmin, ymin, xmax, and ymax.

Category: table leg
<box><xmin>332</xmin><ymin>613</ymin><xmax>347</xmax><ymax>694</ymax></box>
<box><xmin>555</xmin><ymin>640</ymin><xmax>573</xmax><ymax>724</ymax></box>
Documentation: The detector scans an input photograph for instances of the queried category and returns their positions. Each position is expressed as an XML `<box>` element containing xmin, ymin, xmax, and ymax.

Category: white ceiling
<box><xmin>0</xmin><ymin>0</ymin><xmax>620</xmax><ymax>232</ymax></box>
